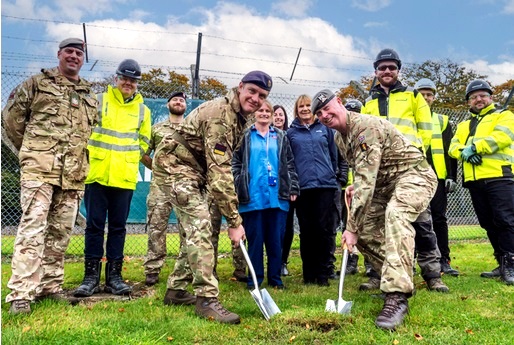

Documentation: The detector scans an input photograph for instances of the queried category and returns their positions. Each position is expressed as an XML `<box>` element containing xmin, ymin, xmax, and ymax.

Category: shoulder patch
<box><xmin>214</xmin><ymin>143</ymin><xmax>227</xmax><ymax>156</ymax></box>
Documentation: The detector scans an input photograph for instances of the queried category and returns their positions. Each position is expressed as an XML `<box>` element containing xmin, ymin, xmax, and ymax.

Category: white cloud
<box><xmin>463</xmin><ymin>59</ymin><xmax>514</xmax><ymax>85</ymax></box>
<box><xmin>271</xmin><ymin>0</ymin><xmax>314</xmax><ymax>18</ymax></box>
<box><xmin>41</xmin><ymin>2</ymin><xmax>370</xmax><ymax>95</ymax></box>
<box><xmin>350</xmin><ymin>0</ymin><xmax>392</xmax><ymax>12</ymax></box>
<box><xmin>503</xmin><ymin>0</ymin><xmax>514</xmax><ymax>13</ymax></box>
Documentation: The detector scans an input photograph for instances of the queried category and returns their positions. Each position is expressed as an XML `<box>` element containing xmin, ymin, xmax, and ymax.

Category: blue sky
<box><xmin>2</xmin><ymin>0</ymin><xmax>514</xmax><ymax>96</ymax></box>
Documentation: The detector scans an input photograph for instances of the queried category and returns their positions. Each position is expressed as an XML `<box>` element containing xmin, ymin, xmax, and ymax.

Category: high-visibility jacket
<box><xmin>449</xmin><ymin>103</ymin><xmax>514</xmax><ymax>183</ymax></box>
<box><xmin>362</xmin><ymin>80</ymin><xmax>432</xmax><ymax>152</ymax></box>
<box><xmin>430</xmin><ymin>113</ymin><xmax>448</xmax><ymax>179</ymax></box>
<box><xmin>86</xmin><ymin>85</ymin><xmax>151</xmax><ymax>190</ymax></box>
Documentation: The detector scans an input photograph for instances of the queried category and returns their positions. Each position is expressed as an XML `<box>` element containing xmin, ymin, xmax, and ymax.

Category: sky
<box><xmin>1</xmin><ymin>0</ymin><xmax>514</xmax><ymax>97</ymax></box>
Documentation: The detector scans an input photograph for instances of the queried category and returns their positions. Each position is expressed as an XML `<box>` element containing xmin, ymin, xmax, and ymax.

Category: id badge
<box><xmin>268</xmin><ymin>175</ymin><xmax>277</xmax><ymax>186</ymax></box>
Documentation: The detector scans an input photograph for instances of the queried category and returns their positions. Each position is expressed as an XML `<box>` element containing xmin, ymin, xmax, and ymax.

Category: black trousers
<box><xmin>430</xmin><ymin>179</ymin><xmax>450</xmax><ymax>260</ymax></box>
<box><xmin>296</xmin><ymin>188</ymin><xmax>337</xmax><ymax>282</ymax></box>
<box><xmin>84</xmin><ymin>182</ymin><xmax>133</xmax><ymax>261</ymax></box>
<box><xmin>468</xmin><ymin>179</ymin><xmax>514</xmax><ymax>256</ymax></box>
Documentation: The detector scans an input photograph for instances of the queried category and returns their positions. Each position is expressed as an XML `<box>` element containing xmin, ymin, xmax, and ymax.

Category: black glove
<box><xmin>468</xmin><ymin>154</ymin><xmax>482</xmax><ymax>165</ymax></box>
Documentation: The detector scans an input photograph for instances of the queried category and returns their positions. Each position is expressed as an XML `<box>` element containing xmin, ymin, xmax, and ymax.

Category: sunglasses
<box><xmin>376</xmin><ymin>65</ymin><xmax>398</xmax><ymax>72</ymax></box>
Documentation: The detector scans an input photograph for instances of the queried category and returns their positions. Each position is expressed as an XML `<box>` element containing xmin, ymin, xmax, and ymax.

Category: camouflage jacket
<box><xmin>148</xmin><ymin>118</ymin><xmax>180</xmax><ymax>183</ymax></box>
<box><xmin>154</xmin><ymin>87</ymin><xmax>253</xmax><ymax>228</ymax></box>
<box><xmin>335</xmin><ymin>112</ymin><xmax>430</xmax><ymax>233</ymax></box>
<box><xmin>2</xmin><ymin>67</ymin><xmax>98</xmax><ymax>190</ymax></box>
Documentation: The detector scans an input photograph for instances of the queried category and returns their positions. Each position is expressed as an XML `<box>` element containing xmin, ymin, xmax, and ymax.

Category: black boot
<box><xmin>105</xmin><ymin>261</ymin><xmax>132</xmax><ymax>295</ymax></box>
<box><xmin>346</xmin><ymin>254</ymin><xmax>359</xmax><ymax>275</ymax></box>
<box><xmin>500</xmin><ymin>254</ymin><xmax>514</xmax><ymax>285</ymax></box>
<box><xmin>481</xmin><ymin>254</ymin><xmax>502</xmax><ymax>278</ymax></box>
<box><xmin>364</xmin><ymin>258</ymin><xmax>373</xmax><ymax>277</ymax></box>
<box><xmin>74</xmin><ymin>260</ymin><xmax>101</xmax><ymax>297</ymax></box>
<box><xmin>440</xmin><ymin>258</ymin><xmax>459</xmax><ymax>277</ymax></box>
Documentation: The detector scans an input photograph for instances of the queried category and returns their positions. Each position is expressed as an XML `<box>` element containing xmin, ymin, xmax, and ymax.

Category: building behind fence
<box><xmin>1</xmin><ymin>71</ymin><xmax>483</xmax><ymax>259</ymax></box>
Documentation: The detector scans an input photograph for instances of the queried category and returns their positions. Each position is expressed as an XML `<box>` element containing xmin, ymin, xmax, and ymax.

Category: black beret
<box><xmin>168</xmin><ymin>91</ymin><xmax>187</xmax><ymax>102</ymax></box>
<box><xmin>241</xmin><ymin>70</ymin><xmax>273</xmax><ymax>91</ymax></box>
<box><xmin>59</xmin><ymin>38</ymin><xmax>85</xmax><ymax>52</ymax></box>
<box><xmin>311</xmin><ymin>89</ymin><xmax>336</xmax><ymax>114</ymax></box>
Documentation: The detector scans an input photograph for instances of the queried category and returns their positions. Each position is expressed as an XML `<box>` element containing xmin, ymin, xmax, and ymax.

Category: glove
<box><xmin>460</xmin><ymin>145</ymin><xmax>476</xmax><ymax>162</ymax></box>
<box><xmin>445</xmin><ymin>179</ymin><xmax>457</xmax><ymax>193</ymax></box>
<box><xmin>468</xmin><ymin>154</ymin><xmax>482</xmax><ymax>166</ymax></box>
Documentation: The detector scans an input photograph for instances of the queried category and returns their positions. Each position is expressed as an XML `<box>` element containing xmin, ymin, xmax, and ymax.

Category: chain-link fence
<box><xmin>1</xmin><ymin>71</ymin><xmax>484</xmax><ymax>260</ymax></box>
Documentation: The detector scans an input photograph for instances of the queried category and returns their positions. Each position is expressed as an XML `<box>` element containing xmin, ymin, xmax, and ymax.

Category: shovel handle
<box><xmin>239</xmin><ymin>239</ymin><xmax>261</xmax><ymax>295</ymax></box>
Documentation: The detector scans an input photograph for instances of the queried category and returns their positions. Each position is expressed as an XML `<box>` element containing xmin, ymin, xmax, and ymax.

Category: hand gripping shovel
<box><xmin>240</xmin><ymin>239</ymin><xmax>281</xmax><ymax>320</ymax></box>
<box><xmin>325</xmin><ymin>242</ymin><xmax>353</xmax><ymax>314</ymax></box>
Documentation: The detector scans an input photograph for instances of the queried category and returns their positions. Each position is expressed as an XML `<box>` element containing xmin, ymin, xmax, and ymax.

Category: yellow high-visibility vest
<box><xmin>430</xmin><ymin>113</ymin><xmax>448</xmax><ymax>179</ymax></box>
<box><xmin>86</xmin><ymin>85</ymin><xmax>151</xmax><ymax>190</ymax></box>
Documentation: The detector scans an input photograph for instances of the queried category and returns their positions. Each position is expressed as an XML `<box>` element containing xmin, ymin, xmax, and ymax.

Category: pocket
<box><xmin>83</xmin><ymin>96</ymin><xmax>98</xmax><ymax>127</ymax></box>
<box><xmin>124</xmin><ymin>151</ymin><xmax>140</xmax><ymax>183</ymax></box>
<box><xmin>19</xmin><ymin>139</ymin><xmax>58</xmax><ymax>173</ymax></box>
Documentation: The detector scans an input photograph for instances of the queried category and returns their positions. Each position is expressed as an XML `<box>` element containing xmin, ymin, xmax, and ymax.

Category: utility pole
<box><xmin>191</xmin><ymin>32</ymin><xmax>203</xmax><ymax>99</ymax></box>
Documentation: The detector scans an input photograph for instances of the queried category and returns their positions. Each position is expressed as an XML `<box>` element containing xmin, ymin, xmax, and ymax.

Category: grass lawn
<box><xmin>2</xmin><ymin>241</ymin><xmax>513</xmax><ymax>344</ymax></box>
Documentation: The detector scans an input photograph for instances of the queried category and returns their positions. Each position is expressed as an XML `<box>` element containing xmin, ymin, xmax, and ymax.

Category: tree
<box><xmin>336</xmin><ymin>75</ymin><xmax>375</xmax><ymax>104</ymax></box>
<box><xmin>400</xmin><ymin>59</ymin><xmax>487</xmax><ymax>110</ymax></box>
<box><xmin>198</xmin><ymin>77</ymin><xmax>228</xmax><ymax>101</ymax></box>
<box><xmin>138</xmin><ymin>68</ymin><xmax>189</xmax><ymax>99</ymax></box>
<box><xmin>494</xmin><ymin>79</ymin><xmax>514</xmax><ymax>110</ymax></box>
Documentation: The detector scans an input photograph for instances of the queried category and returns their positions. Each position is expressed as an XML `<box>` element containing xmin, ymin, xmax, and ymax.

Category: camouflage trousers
<box><xmin>6</xmin><ymin>180</ymin><xmax>83</xmax><ymax>302</ymax></box>
<box><xmin>165</xmin><ymin>177</ymin><xmax>219</xmax><ymax>297</ymax></box>
<box><xmin>356</xmin><ymin>165</ymin><xmax>437</xmax><ymax>294</ymax></box>
<box><xmin>209</xmin><ymin>197</ymin><xmax>247</xmax><ymax>275</ymax></box>
<box><xmin>144</xmin><ymin>182</ymin><xmax>246</xmax><ymax>279</ymax></box>
<box><xmin>143</xmin><ymin>182</ymin><xmax>192</xmax><ymax>279</ymax></box>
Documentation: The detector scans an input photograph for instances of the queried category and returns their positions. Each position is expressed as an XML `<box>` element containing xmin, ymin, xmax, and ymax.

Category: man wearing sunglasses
<box><xmin>449</xmin><ymin>80</ymin><xmax>514</xmax><ymax>285</ymax></box>
<box><xmin>361</xmin><ymin>48</ymin><xmax>449</xmax><ymax>293</ymax></box>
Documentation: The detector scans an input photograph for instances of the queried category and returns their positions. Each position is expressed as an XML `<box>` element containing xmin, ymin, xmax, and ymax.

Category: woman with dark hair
<box><xmin>273</xmin><ymin>105</ymin><xmax>289</xmax><ymax>131</ymax></box>
<box><xmin>273</xmin><ymin>105</ymin><xmax>293</xmax><ymax>275</ymax></box>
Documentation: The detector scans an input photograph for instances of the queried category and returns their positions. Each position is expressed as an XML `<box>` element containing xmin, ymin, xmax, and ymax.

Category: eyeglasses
<box><xmin>469</xmin><ymin>93</ymin><xmax>491</xmax><ymax>101</ymax></box>
<box><xmin>376</xmin><ymin>65</ymin><xmax>398</xmax><ymax>72</ymax></box>
<box><xmin>117</xmin><ymin>75</ymin><xmax>138</xmax><ymax>84</ymax></box>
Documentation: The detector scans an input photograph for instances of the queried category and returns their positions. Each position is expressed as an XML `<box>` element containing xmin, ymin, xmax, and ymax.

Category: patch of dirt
<box><xmin>63</xmin><ymin>282</ymin><xmax>156</xmax><ymax>306</ymax></box>
<box><xmin>287</xmin><ymin>317</ymin><xmax>347</xmax><ymax>333</ymax></box>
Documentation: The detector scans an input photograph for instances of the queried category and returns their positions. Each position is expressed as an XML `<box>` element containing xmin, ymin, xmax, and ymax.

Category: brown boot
<box><xmin>145</xmin><ymin>273</ymin><xmax>159</xmax><ymax>286</ymax></box>
<box><xmin>426</xmin><ymin>277</ymin><xmax>449</xmax><ymax>292</ymax></box>
<box><xmin>9</xmin><ymin>299</ymin><xmax>31</xmax><ymax>315</ymax></box>
<box><xmin>232</xmin><ymin>269</ymin><xmax>248</xmax><ymax>283</ymax></box>
<box><xmin>195</xmin><ymin>296</ymin><xmax>240</xmax><ymax>324</ymax></box>
<box><xmin>375</xmin><ymin>292</ymin><xmax>409</xmax><ymax>330</ymax></box>
<box><xmin>163</xmin><ymin>289</ymin><xmax>196</xmax><ymax>305</ymax></box>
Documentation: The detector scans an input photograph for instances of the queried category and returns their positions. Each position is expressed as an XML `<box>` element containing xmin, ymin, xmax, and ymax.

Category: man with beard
<box><xmin>142</xmin><ymin>91</ymin><xmax>189</xmax><ymax>286</ymax></box>
<box><xmin>361</xmin><ymin>48</ymin><xmax>448</xmax><ymax>293</ymax></box>
<box><xmin>152</xmin><ymin>71</ymin><xmax>273</xmax><ymax>324</ymax></box>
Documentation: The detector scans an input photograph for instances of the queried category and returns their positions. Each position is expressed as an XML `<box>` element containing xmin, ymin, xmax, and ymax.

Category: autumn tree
<box><xmin>198</xmin><ymin>77</ymin><xmax>228</xmax><ymax>101</ymax></box>
<box><xmin>138</xmin><ymin>68</ymin><xmax>190</xmax><ymax>99</ymax></box>
<box><xmin>494</xmin><ymin>79</ymin><xmax>514</xmax><ymax>110</ymax></box>
<box><xmin>400</xmin><ymin>59</ymin><xmax>487</xmax><ymax>110</ymax></box>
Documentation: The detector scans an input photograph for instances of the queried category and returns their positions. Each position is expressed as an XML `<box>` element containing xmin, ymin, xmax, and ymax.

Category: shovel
<box><xmin>239</xmin><ymin>239</ymin><xmax>281</xmax><ymax>321</ymax></box>
<box><xmin>325</xmin><ymin>242</ymin><xmax>353</xmax><ymax>314</ymax></box>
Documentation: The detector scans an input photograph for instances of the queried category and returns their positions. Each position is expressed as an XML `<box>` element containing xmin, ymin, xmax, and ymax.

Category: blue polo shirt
<box><xmin>239</xmin><ymin>126</ymin><xmax>289</xmax><ymax>213</ymax></box>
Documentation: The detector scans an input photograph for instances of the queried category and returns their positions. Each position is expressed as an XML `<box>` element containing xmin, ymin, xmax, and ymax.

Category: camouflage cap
<box><xmin>311</xmin><ymin>89</ymin><xmax>336</xmax><ymax>114</ymax></box>
<box><xmin>59</xmin><ymin>38</ymin><xmax>85</xmax><ymax>52</ymax></box>
<box><xmin>168</xmin><ymin>91</ymin><xmax>187</xmax><ymax>102</ymax></box>
<box><xmin>241</xmin><ymin>70</ymin><xmax>273</xmax><ymax>91</ymax></box>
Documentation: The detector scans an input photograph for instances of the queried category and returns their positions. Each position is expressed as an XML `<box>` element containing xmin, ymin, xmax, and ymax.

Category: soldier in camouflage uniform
<box><xmin>142</xmin><ymin>92</ymin><xmax>247</xmax><ymax>288</ymax></box>
<box><xmin>141</xmin><ymin>91</ymin><xmax>191</xmax><ymax>287</ymax></box>
<box><xmin>2</xmin><ymin>38</ymin><xmax>97</xmax><ymax>314</ymax></box>
<box><xmin>152</xmin><ymin>71</ymin><xmax>273</xmax><ymax>324</ymax></box>
<box><xmin>312</xmin><ymin>89</ymin><xmax>437</xmax><ymax>330</ymax></box>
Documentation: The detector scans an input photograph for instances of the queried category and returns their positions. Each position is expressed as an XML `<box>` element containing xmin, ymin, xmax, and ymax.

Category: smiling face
<box><xmin>167</xmin><ymin>96</ymin><xmax>186</xmax><ymax>115</ymax></box>
<box><xmin>375</xmin><ymin>60</ymin><xmax>399</xmax><ymax>88</ymax></box>
<box><xmin>467</xmin><ymin>90</ymin><xmax>493</xmax><ymax>112</ymax></box>
<box><xmin>315</xmin><ymin>97</ymin><xmax>346</xmax><ymax>132</ymax></box>
<box><xmin>255</xmin><ymin>101</ymin><xmax>273</xmax><ymax>127</ymax></box>
<box><xmin>237</xmin><ymin>82</ymin><xmax>270</xmax><ymax>116</ymax></box>
<box><xmin>273</xmin><ymin>107</ymin><xmax>286</xmax><ymax>129</ymax></box>
<box><xmin>57</xmin><ymin>47</ymin><xmax>84</xmax><ymax>80</ymax></box>
<box><xmin>295</xmin><ymin>95</ymin><xmax>314</xmax><ymax>125</ymax></box>
<box><xmin>116</xmin><ymin>75</ymin><xmax>138</xmax><ymax>99</ymax></box>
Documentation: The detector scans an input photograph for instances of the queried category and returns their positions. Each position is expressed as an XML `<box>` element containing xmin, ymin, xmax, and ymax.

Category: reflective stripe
<box><xmin>97</xmin><ymin>93</ymin><xmax>104</xmax><ymax>127</ymax></box>
<box><xmin>431</xmin><ymin>148</ymin><xmax>444</xmax><ymax>154</ymax></box>
<box><xmin>88</xmin><ymin>139</ymin><xmax>140</xmax><ymax>152</ymax></box>
<box><xmin>92</xmin><ymin>127</ymin><xmax>139</xmax><ymax>140</ymax></box>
